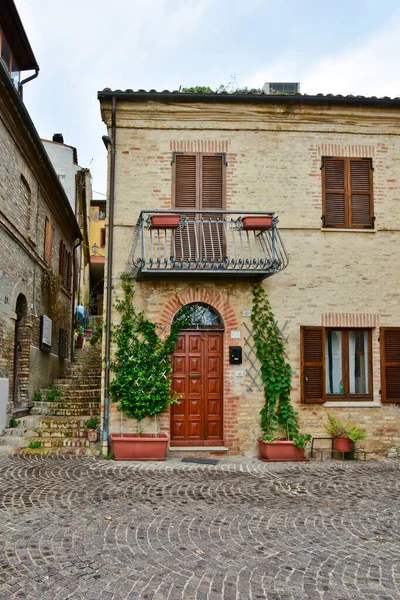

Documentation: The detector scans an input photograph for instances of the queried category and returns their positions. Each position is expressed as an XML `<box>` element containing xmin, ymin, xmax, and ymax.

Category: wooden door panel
<box><xmin>173</xmin><ymin>356</ymin><xmax>185</xmax><ymax>373</ymax></box>
<box><xmin>171</xmin><ymin>330</ymin><xmax>223</xmax><ymax>446</ymax></box>
<box><xmin>189</xmin><ymin>336</ymin><xmax>202</xmax><ymax>352</ymax></box>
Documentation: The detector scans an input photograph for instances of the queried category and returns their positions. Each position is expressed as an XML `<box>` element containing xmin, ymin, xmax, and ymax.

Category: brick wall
<box><xmin>102</xmin><ymin>99</ymin><xmax>400</xmax><ymax>455</ymax></box>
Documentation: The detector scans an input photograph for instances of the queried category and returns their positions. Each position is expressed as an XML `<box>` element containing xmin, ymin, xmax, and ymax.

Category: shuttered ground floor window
<box><xmin>301</xmin><ymin>326</ymin><xmax>400</xmax><ymax>404</ymax></box>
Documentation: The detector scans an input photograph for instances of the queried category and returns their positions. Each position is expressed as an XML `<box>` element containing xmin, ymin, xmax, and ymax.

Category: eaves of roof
<box><xmin>0</xmin><ymin>0</ymin><xmax>39</xmax><ymax>71</ymax></box>
<box><xmin>98</xmin><ymin>89</ymin><xmax>400</xmax><ymax>109</ymax></box>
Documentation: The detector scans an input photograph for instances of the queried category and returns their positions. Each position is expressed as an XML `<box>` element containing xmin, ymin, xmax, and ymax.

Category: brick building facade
<box><xmin>0</xmin><ymin>1</ymin><xmax>81</xmax><ymax>427</ymax></box>
<box><xmin>99</xmin><ymin>90</ymin><xmax>400</xmax><ymax>456</ymax></box>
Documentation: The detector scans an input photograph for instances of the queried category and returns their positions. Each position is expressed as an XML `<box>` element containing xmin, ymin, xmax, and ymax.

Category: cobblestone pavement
<box><xmin>0</xmin><ymin>456</ymin><xmax>399</xmax><ymax>600</ymax></box>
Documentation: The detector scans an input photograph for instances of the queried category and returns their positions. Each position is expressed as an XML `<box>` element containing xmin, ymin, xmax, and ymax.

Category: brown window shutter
<box><xmin>59</xmin><ymin>241</ymin><xmax>66</xmax><ymax>277</ymax></box>
<box><xmin>323</xmin><ymin>159</ymin><xmax>346</xmax><ymax>227</ymax></box>
<box><xmin>381</xmin><ymin>328</ymin><xmax>400</xmax><ymax>403</ymax></box>
<box><xmin>301</xmin><ymin>326</ymin><xmax>325</xmax><ymax>403</ymax></box>
<box><xmin>201</xmin><ymin>155</ymin><xmax>224</xmax><ymax>261</ymax></box>
<box><xmin>44</xmin><ymin>217</ymin><xmax>53</xmax><ymax>265</ymax></box>
<box><xmin>174</xmin><ymin>154</ymin><xmax>198</xmax><ymax>260</ymax></box>
<box><xmin>73</xmin><ymin>254</ymin><xmax>78</xmax><ymax>292</ymax></box>
<box><xmin>350</xmin><ymin>159</ymin><xmax>373</xmax><ymax>227</ymax></box>
<box><xmin>67</xmin><ymin>252</ymin><xmax>72</xmax><ymax>289</ymax></box>
<box><xmin>100</xmin><ymin>227</ymin><xmax>106</xmax><ymax>247</ymax></box>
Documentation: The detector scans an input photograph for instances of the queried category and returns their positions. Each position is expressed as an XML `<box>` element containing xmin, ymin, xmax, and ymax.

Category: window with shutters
<box><xmin>380</xmin><ymin>328</ymin><xmax>400</xmax><ymax>403</ymax></box>
<box><xmin>172</xmin><ymin>152</ymin><xmax>225</xmax><ymax>260</ymax></box>
<box><xmin>44</xmin><ymin>217</ymin><xmax>54</xmax><ymax>265</ymax></box>
<box><xmin>321</xmin><ymin>157</ymin><xmax>374</xmax><ymax>229</ymax></box>
<box><xmin>301</xmin><ymin>326</ymin><xmax>373</xmax><ymax>403</ymax></box>
<box><xmin>59</xmin><ymin>241</ymin><xmax>72</xmax><ymax>289</ymax></box>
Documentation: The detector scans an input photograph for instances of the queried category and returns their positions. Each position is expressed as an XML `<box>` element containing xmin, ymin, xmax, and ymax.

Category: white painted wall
<box><xmin>42</xmin><ymin>140</ymin><xmax>79</xmax><ymax>211</ymax></box>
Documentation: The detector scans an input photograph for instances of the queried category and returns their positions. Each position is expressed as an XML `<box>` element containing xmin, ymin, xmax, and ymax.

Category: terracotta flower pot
<box><xmin>258</xmin><ymin>439</ymin><xmax>307</xmax><ymax>462</ymax></box>
<box><xmin>150</xmin><ymin>214</ymin><xmax>181</xmax><ymax>229</ymax></box>
<box><xmin>85</xmin><ymin>328</ymin><xmax>93</xmax><ymax>339</ymax></box>
<box><xmin>241</xmin><ymin>216</ymin><xmax>273</xmax><ymax>231</ymax></box>
<box><xmin>333</xmin><ymin>435</ymin><xmax>353</xmax><ymax>453</ymax></box>
<box><xmin>75</xmin><ymin>333</ymin><xmax>84</xmax><ymax>349</ymax></box>
<box><xmin>109</xmin><ymin>433</ymin><xmax>169</xmax><ymax>461</ymax></box>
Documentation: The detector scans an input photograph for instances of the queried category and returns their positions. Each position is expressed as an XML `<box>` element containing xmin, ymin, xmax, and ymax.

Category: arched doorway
<box><xmin>12</xmin><ymin>294</ymin><xmax>28</xmax><ymax>408</ymax></box>
<box><xmin>170</xmin><ymin>303</ymin><xmax>224</xmax><ymax>446</ymax></box>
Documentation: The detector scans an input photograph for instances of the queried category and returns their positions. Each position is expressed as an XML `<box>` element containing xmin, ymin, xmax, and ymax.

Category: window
<box><xmin>172</xmin><ymin>152</ymin><xmax>225</xmax><ymax>260</ymax></box>
<box><xmin>59</xmin><ymin>241</ymin><xmax>72</xmax><ymax>289</ymax></box>
<box><xmin>380</xmin><ymin>328</ymin><xmax>400</xmax><ymax>403</ymax></box>
<box><xmin>301</xmin><ymin>326</ymin><xmax>372</xmax><ymax>403</ymax></box>
<box><xmin>44</xmin><ymin>218</ymin><xmax>54</xmax><ymax>265</ymax></box>
<box><xmin>100</xmin><ymin>228</ymin><xmax>106</xmax><ymax>247</ymax></box>
<box><xmin>321</xmin><ymin>157</ymin><xmax>374</xmax><ymax>229</ymax></box>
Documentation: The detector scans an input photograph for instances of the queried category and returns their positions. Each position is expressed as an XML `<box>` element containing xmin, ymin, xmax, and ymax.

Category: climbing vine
<box><xmin>109</xmin><ymin>275</ymin><xmax>190</xmax><ymax>423</ymax></box>
<box><xmin>42</xmin><ymin>268</ymin><xmax>62</xmax><ymax>318</ymax></box>
<box><xmin>251</xmin><ymin>284</ymin><xmax>300</xmax><ymax>440</ymax></box>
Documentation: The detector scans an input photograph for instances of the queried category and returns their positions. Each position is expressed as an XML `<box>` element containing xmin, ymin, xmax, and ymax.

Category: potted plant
<box><xmin>252</xmin><ymin>284</ymin><xmax>311</xmax><ymax>461</ymax></box>
<box><xmin>325</xmin><ymin>413</ymin><xmax>367</xmax><ymax>453</ymax></box>
<box><xmin>84</xmin><ymin>416</ymin><xmax>99</xmax><ymax>442</ymax></box>
<box><xmin>241</xmin><ymin>215</ymin><xmax>273</xmax><ymax>231</ymax></box>
<box><xmin>108</xmin><ymin>275</ymin><xmax>190</xmax><ymax>460</ymax></box>
<box><xmin>150</xmin><ymin>213</ymin><xmax>181</xmax><ymax>229</ymax></box>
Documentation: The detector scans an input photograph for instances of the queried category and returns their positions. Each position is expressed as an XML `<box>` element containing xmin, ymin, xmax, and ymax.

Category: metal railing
<box><xmin>126</xmin><ymin>210</ymin><xmax>288</xmax><ymax>280</ymax></box>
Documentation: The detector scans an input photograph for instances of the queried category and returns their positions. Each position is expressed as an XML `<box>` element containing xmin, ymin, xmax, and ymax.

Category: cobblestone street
<box><xmin>0</xmin><ymin>456</ymin><xmax>399</xmax><ymax>599</ymax></box>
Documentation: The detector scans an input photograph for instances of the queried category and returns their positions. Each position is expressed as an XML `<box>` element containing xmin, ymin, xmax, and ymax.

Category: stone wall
<box><xmin>101</xmin><ymin>99</ymin><xmax>400</xmax><ymax>455</ymax></box>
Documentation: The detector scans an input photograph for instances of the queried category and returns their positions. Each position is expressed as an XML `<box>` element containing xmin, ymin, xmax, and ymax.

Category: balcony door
<box><xmin>173</xmin><ymin>153</ymin><xmax>225</xmax><ymax>262</ymax></box>
<box><xmin>170</xmin><ymin>303</ymin><xmax>224</xmax><ymax>446</ymax></box>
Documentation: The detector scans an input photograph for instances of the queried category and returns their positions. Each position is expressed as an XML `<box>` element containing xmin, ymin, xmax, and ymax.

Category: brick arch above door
<box><xmin>160</xmin><ymin>289</ymin><xmax>239</xmax><ymax>331</ymax></box>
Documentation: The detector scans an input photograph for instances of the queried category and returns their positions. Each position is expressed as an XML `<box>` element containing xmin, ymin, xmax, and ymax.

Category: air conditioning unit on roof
<box><xmin>263</xmin><ymin>82</ymin><xmax>300</xmax><ymax>95</ymax></box>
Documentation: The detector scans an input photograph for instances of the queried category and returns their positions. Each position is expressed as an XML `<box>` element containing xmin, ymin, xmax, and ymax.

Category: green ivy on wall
<box><xmin>251</xmin><ymin>284</ymin><xmax>300</xmax><ymax>440</ymax></box>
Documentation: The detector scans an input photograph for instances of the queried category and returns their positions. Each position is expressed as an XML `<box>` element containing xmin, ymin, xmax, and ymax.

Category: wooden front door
<box><xmin>171</xmin><ymin>330</ymin><xmax>223</xmax><ymax>446</ymax></box>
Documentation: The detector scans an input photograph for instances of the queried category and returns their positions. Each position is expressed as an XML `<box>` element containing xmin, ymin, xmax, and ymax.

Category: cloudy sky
<box><xmin>16</xmin><ymin>0</ymin><xmax>400</xmax><ymax>197</ymax></box>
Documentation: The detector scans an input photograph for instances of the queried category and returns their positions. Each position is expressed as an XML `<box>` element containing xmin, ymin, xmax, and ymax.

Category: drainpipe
<box><xmin>102</xmin><ymin>96</ymin><xmax>116</xmax><ymax>453</ymax></box>
<box><xmin>19</xmin><ymin>69</ymin><xmax>39</xmax><ymax>100</ymax></box>
<box><xmin>70</xmin><ymin>239</ymin><xmax>81</xmax><ymax>363</ymax></box>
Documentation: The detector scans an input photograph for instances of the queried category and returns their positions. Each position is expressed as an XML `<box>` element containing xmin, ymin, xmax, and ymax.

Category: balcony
<box><xmin>126</xmin><ymin>210</ymin><xmax>288</xmax><ymax>281</ymax></box>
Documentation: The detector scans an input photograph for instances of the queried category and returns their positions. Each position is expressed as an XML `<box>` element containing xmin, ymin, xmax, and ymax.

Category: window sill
<box><xmin>321</xmin><ymin>228</ymin><xmax>376</xmax><ymax>233</ymax></box>
<box><xmin>324</xmin><ymin>401</ymin><xmax>380</xmax><ymax>408</ymax></box>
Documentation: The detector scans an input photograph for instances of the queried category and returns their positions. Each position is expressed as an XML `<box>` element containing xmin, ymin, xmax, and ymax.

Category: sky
<box><xmin>15</xmin><ymin>0</ymin><xmax>400</xmax><ymax>198</ymax></box>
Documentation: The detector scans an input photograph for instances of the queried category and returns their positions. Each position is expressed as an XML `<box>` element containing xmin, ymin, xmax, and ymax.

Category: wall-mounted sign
<box><xmin>40</xmin><ymin>315</ymin><xmax>52</xmax><ymax>353</ymax></box>
<box><xmin>230</xmin><ymin>330</ymin><xmax>241</xmax><ymax>339</ymax></box>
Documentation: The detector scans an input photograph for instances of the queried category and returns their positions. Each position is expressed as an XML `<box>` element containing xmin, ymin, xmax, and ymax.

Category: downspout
<box><xmin>102</xmin><ymin>95</ymin><xmax>116</xmax><ymax>452</ymax></box>
<box><xmin>70</xmin><ymin>239</ymin><xmax>81</xmax><ymax>363</ymax></box>
<box><xmin>19</xmin><ymin>69</ymin><xmax>39</xmax><ymax>100</ymax></box>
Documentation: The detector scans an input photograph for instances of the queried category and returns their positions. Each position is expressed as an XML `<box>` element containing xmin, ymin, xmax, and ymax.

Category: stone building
<box><xmin>0</xmin><ymin>0</ymin><xmax>81</xmax><ymax>428</ymax></box>
<box><xmin>98</xmin><ymin>89</ymin><xmax>400</xmax><ymax>456</ymax></box>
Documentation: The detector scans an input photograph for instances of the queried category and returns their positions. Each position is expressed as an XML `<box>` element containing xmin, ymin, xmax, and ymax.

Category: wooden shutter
<box><xmin>381</xmin><ymin>328</ymin><xmax>400</xmax><ymax>403</ymax></box>
<box><xmin>323</xmin><ymin>159</ymin><xmax>346</xmax><ymax>227</ymax></box>
<box><xmin>100</xmin><ymin>227</ymin><xmax>106</xmax><ymax>247</ymax></box>
<box><xmin>66</xmin><ymin>252</ymin><xmax>72</xmax><ymax>289</ymax></box>
<box><xmin>59</xmin><ymin>241</ymin><xmax>66</xmax><ymax>278</ymax></box>
<box><xmin>201</xmin><ymin>155</ymin><xmax>224</xmax><ymax>261</ymax></box>
<box><xmin>44</xmin><ymin>217</ymin><xmax>53</xmax><ymax>265</ymax></box>
<box><xmin>174</xmin><ymin>154</ymin><xmax>197</xmax><ymax>260</ymax></box>
<box><xmin>350</xmin><ymin>159</ymin><xmax>373</xmax><ymax>227</ymax></box>
<box><xmin>301</xmin><ymin>326</ymin><xmax>325</xmax><ymax>403</ymax></box>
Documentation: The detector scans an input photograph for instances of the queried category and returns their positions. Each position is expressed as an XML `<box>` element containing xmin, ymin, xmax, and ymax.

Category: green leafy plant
<box><xmin>109</xmin><ymin>275</ymin><xmax>190</xmax><ymax>429</ymax></box>
<box><xmin>181</xmin><ymin>86</ymin><xmax>215</xmax><ymax>93</ymax></box>
<box><xmin>251</xmin><ymin>284</ymin><xmax>309</xmax><ymax>448</ymax></box>
<box><xmin>90</xmin><ymin>319</ymin><xmax>103</xmax><ymax>345</ymax></box>
<box><xmin>28</xmin><ymin>441</ymin><xmax>41</xmax><ymax>449</ymax></box>
<box><xmin>8</xmin><ymin>416</ymin><xmax>19</xmax><ymax>428</ymax></box>
<box><xmin>47</xmin><ymin>385</ymin><xmax>61</xmax><ymax>402</ymax></box>
<box><xmin>33</xmin><ymin>390</ymin><xmax>42</xmax><ymax>402</ymax></box>
<box><xmin>325</xmin><ymin>413</ymin><xmax>367</xmax><ymax>445</ymax></box>
<box><xmin>84</xmin><ymin>416</ymin><xmax>98</xmax><ymax>430</ymax></box>
<box><xmin>42</xmin><ymin>268</ymin><xmax>62</xmax><ymax>318</ymax></box>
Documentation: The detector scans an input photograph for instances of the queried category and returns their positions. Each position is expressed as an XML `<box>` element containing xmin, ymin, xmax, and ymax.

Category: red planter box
<box><xmin>150</xmin><ymin>214</ymin><xmax>180</xmax><ymax>229</ymax></box>
<box><xmin>241</xmin><ymin>216</ymin><xmax>272</xmax><ymax>231</ymax></box>
<box><xmin>258</xmin><ymin>439</ymin><xmax>307</xmax><ymax>462</ymax></box>
<box><xmin>109</xmin><ymin>433</ymin><xmax>169</xmax><ymax>461</ymax></box>
<box><xmin>333</xmin><ymin>435</ymin><xmax>353</xmax><ymax>452</ymax></box>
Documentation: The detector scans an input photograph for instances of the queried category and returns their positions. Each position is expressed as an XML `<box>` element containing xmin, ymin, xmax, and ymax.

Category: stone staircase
<box><xmin>0</xmin><ymin>344</ymin><xmax>102</xmax><ymax>456</ymax></box>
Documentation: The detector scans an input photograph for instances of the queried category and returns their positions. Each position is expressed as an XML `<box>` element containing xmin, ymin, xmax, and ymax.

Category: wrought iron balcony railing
<box><xmin>126</xmin><ymin>210</ymin><xmax>288</xmax><ymax>280</ymax></box>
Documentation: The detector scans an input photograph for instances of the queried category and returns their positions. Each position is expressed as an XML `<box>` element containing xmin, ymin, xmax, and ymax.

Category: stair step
<box><xmin>31</xmin><ymin>407</ymin><xmax>100</xmax><ymax>417</ymax></box>
<box><xmin>17</xmin><ymin>446</ymin><xmax>99</xmax><ymax>456</ymax></box>
<box><xmin>4</xmin><ymin>427</ymin><xmax>89</xmax><ymax>439</ymax></box>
